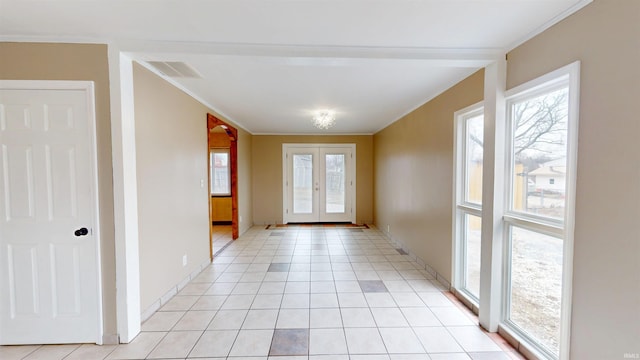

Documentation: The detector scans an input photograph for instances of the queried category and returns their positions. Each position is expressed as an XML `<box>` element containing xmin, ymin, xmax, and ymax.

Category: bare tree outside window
<box><xmin>468</xmin><ymin>88</ymin><xmax>569</xmax><ymax>217</ymax></box>
<box><xmin>465</xmin><ymin>86</ymin><xmax>570</xmax><ymax>356</ymax></box>
<box><xmin>512</xmin><ymin>89</ymin><xmax>568</xmax><ymax>160</ymax></box>
<box><xmin>508</xmin><ymin>86</ymin><xmax>569</xmax><ymax>356</ymax></box>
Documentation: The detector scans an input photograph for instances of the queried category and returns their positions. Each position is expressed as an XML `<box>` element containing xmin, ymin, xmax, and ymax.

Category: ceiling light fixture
<box><xmin>312</xmin><ymin>110</ymin><xmax>336</xmax><ymax>130</ymax></box>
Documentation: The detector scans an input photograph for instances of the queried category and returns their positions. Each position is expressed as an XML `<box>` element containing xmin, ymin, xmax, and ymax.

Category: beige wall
<box><xmin>0</xmin><ymin>42</ymin><xmax>117</xmax><ymax>339</ymax></box>
<box><xmin>373</xmin><ymin>70</ymin><xmax>484</xmax><ymax>282</ymax></box>
<box><xmin>252</xmin><ymin>135</ymin><xmax>373</xmax><ymax>225</ymax></box>
<box><xmin>132</xmin><ymin>63</ymin><xmax>253</xmax><ymax>310</ymax></box>
<box><xmin>506</xmin><ymin>1</ymin><xmax>640</xmax><ymax>358</ymax></box>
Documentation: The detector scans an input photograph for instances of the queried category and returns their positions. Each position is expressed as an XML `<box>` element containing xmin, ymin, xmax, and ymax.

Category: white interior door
<box><xmin>283</xmin><ymin>144</ymin><xmax>355</xmax><ymax>223</ymax></box>
<box><xmin>0</xmin><ymin>82</ymin><xmax>102</xmax><ymax>345</ymax></box>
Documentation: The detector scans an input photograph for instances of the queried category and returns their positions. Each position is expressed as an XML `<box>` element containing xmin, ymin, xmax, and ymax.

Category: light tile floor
<box><xmin>0</xmin><ymin>225</ymin><xmax>525</xmax><ymax>360</ymax></box>
<box><xmin>212</xmin><ymin>225</ymin><xmax>234</xmax><ymax>256</ymax></box>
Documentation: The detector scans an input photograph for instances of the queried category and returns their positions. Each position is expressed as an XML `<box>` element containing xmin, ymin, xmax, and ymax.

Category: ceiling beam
<box><xmin>120</xmin><ymin>40</ymin><xmax>502</xmax><ymax>67</ymax></box>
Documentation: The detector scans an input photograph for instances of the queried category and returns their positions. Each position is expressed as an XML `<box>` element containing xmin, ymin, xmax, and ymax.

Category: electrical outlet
<box><xmin>182</xmin><ymin>255</ymin><xmax>188</xmax><ymax>267</ymax></box>
<box><xmin>387</xmin><ymin>224</ymin><xmax>390</xmax><ymax>233</ymax></box>
<box><xmin>239</xmin><ymin>215</ymin><xmax>243</xmax><ymax>223</ymax></box>
<box><xmin>200</xmin><ymin>179</ymin><xmax>205</xmax><ymax>188</ymax></box>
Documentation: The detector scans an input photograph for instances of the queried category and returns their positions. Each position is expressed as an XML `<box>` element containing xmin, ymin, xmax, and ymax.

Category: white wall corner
<box><xmin>108</xmin><ymin>45</ymin><xmax>142</xmax><ymax>343</ymax></box>
<box><xmin>478</xmin><ymin>57</ymin><xmax>507</xmax><ymax>333</ymax></box>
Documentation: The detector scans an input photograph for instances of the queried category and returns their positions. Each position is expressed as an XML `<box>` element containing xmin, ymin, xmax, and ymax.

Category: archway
<box><xmin>207</xmin><ymin>113</ymin><xmax>239</xmax><ymax>259</ymax></box>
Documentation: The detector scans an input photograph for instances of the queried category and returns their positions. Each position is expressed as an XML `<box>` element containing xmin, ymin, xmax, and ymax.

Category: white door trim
<box><xmin>282</xmin><ymin>143</ymin><xmax>356</xmax><ymax>224</ymax></box>
<box><xmin>0</xmin><ymin>79</ymin><xmax>104</xmax><ymax>344</ymax></box>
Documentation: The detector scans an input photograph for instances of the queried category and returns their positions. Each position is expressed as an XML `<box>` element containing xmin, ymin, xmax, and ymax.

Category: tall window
<box><xmin>503</xmin><ymin>62</ymin><xmax>579</xmax><ymax>359</ymax></box>
<box><xmin>211</xmin><ymin>149</ymin><xmax>230</xmax><ymax>196</ymax></box>
<box><xmin>454</xmin><ymin>104</ymin><xmax>484</xmax><ymax>302</ymax></box>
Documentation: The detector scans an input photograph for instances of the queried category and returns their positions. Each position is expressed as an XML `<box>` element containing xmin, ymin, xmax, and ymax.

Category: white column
<box><xmin>478</xmin><ymin>57</ymin><xmax>507</xmax><ymax>332</ymax></box>
<box><xmin>108</xmin><ymin>46</ymin><xmax>141</xmax><ymax>343</ymax></box>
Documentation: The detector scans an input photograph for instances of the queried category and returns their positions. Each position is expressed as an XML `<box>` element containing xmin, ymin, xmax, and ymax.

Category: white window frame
<box><xmin>210</xmin><ymin>148</ymin><xmax>231</xmax><ymax>196</ymax></box>
<box><xmin>500</xmin><ymin>61</ymin><xmax>580</xmax><ymax>360</ymax></box>
<box><xmin>452</xmin><ymin>102</ymin><xmax>484</xmax><ymax>305</ymax></box>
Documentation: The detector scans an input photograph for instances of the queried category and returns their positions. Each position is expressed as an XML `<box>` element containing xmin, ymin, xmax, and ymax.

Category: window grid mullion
<box><xmin>457</xmin><ymin>204</ymin><xmax>482</xmax><ymax>218</ymax></box>
<box><xmin>503</xmin><ymin>214</ymin><xmax>564</xmax><ymax>238</ymax></box>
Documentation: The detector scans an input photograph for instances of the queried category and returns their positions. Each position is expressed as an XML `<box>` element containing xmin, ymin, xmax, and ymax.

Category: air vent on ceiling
<box><xmin>147</xmin><ymin>61</ymin><xmax>202</xmax><ymax>78</ymax></box>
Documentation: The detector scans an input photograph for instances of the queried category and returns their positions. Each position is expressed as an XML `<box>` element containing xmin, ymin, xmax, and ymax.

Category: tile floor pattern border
<box><xmin>0</xmin><ymin>225</ymin><xmax>525</xmax><ymax>360</ymax></box>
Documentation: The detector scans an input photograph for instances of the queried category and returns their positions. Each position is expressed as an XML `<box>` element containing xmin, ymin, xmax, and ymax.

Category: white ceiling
<box><xmin>0</xmin><ymin>0</ymin><xmax>591</xmax><ymax>134</ymax></box>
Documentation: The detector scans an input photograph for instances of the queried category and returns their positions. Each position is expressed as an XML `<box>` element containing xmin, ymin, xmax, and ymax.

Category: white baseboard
<box><xmin>140</xmin><ymin>258</ymin><xmax>212</xmax><ymax>323</ymax></box>
<box><xmin>102</xmin><ymin>334</ymin><xmax>119</xmax><ymax>345</ymax></box>
<box><xmin>383</xmin><ymin>230</ymin><xmax>452</xmax><ymax>291</ymax></box>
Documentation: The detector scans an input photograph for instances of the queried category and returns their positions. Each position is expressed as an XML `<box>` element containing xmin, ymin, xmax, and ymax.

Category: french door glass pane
<box><xmin>510</xmin><ymin>87</ymin><xmax>569</xmax><ymax>220</ymax></box>
<box><xmin>463</xmin><ymin>213</ymin><xmax>481</xmax><ymax>299</ymax></box>
<box><xmin>509</xmin><ymin>225</ymin><xmax>563</xmax><ymax>356</ymax></box>
<box><xmin>465</xmin><ymin>115</ymin><xmax>484</xmax><ymax>204</ymax></box>
<box><xmin>325</xmin><ymin>154</ymin><xmax>345</xmax><ymax>213</ymax></box>
<box><xmin>293</xmin><ymin>154</ymin><xmax>313</xmax><ymax>214</ymax></box>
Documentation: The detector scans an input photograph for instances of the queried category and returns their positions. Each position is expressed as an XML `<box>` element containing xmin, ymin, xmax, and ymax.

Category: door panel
<box><xmin>319</xmin><ymin>148</ymin><xmax>352</xmax><ymax>222</ymax></box>
<box><xmin>0</xmin><ymin>86</ymin><xmax>101</xmax><ymax>344</ymax></box>
<box><xmin>7</xmin><ymin>244</ymin><xmax>39</xmax><ymax>317</ymax></box>
<box><xmin>323</xmin><ymin>153</ymin><xmax>345</xmax><ymax>213</ymax></box>
<box><xmin>48</xmin><ymin>145</ymin><xmax>79</xmax><ymax>219</ymax></box>
<box><xmin>50</xmin><ymin>243</ymin><xmax>82</xmax><ymax>317</ymax></box>
<box><xmin>284</xmin><ymin>145</ymin><xmax>355</xmax><ymax>223</ymax></box>
<box><xmin>2</xmin><ymin>145</ymin><xmax>35</xmax><ymax>220</ymax></box>
<box><xmin>292</xmin><ymin>153</ymin><xmax>315</xmax><ymax>214</ymax></box>
<box><xmin>287</xmin><ymin>148</ymin><xmax>319</xmax><ymax>223</ymax></box>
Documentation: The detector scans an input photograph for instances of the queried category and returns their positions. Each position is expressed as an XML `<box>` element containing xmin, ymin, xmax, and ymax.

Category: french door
<box><xmin>283</xmin><ymin>144</ymin><xmax>355</xmax><ymax>223</ymax></box>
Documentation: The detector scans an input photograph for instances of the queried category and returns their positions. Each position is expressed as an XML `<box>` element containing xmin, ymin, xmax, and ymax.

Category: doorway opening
<box><xmin>282</xmin><ymin>144</ymin><xmax>356</xmax><ymax>224</ymax></box>
<box><xmin>207</xmin><ymin>114</ymin><xmax>238</xmax><ymax>260</ymax></box>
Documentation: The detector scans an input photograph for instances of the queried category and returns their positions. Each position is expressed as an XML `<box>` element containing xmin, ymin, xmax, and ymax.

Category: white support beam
<box><xmin>108</xmin><ymin>46</ymin><xmax>141</xmax><ymax>343</ymax></box>
<box><xmin>118</xmin><ymin>40</ymin><xmax>501</xmax><ymax>67</ymax></box>
<box><xmin>478</xmin><ymin>57</ymin><xmax>507</xmax><ymax>332</ymax></box>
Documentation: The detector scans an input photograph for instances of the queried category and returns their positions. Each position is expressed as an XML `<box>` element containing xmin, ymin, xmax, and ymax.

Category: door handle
<box><xmin>74</xmin><ymin>227</ymin><xmax>89</xmax><ymax>237</ymax></box>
